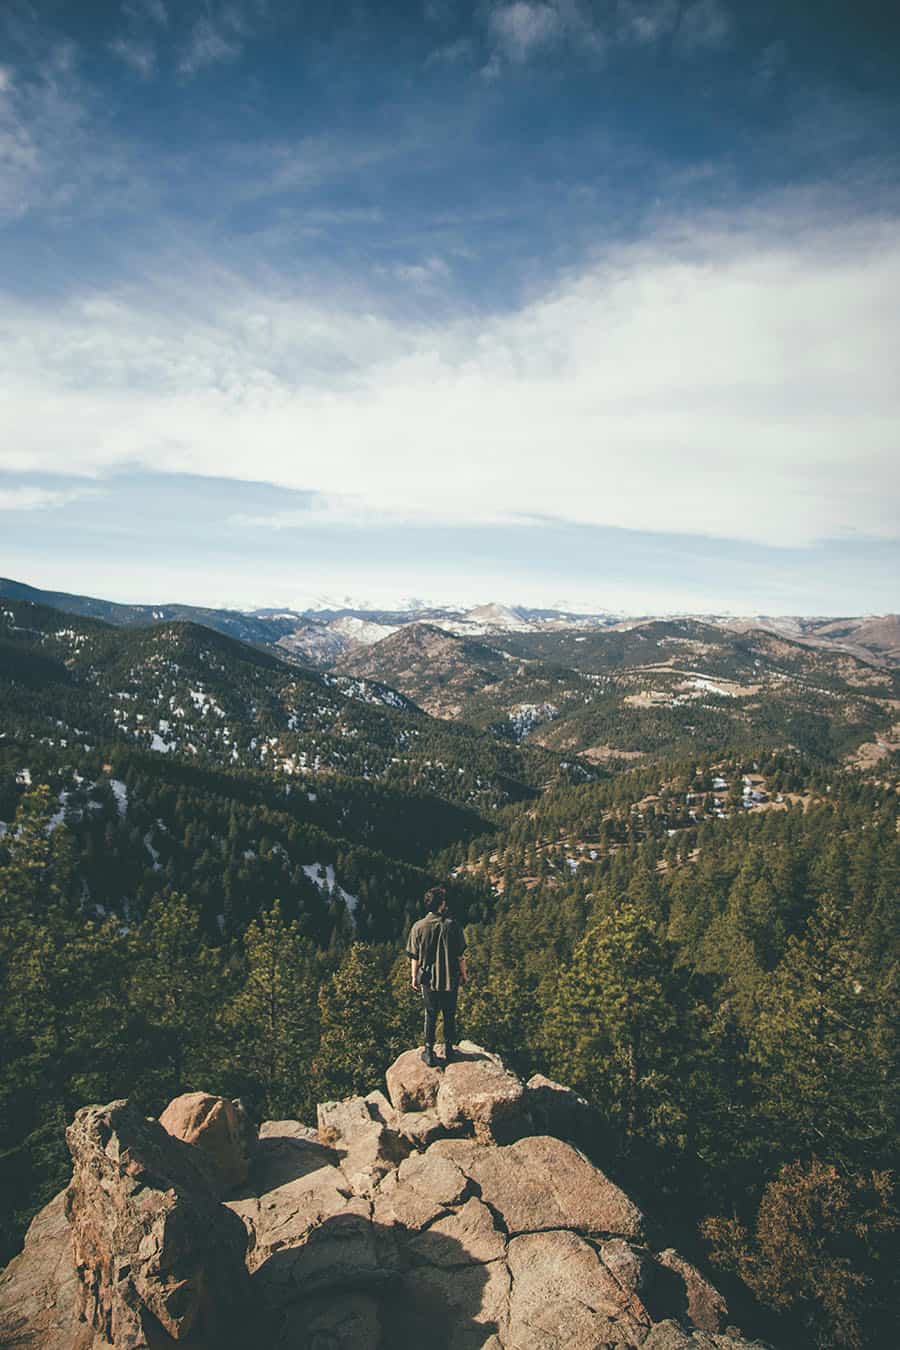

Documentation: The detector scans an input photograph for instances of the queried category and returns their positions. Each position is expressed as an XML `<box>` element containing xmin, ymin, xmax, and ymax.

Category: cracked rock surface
<box><xmin>0</xmin><ymin>1045</ymin><xmax>773</xmax><ymax>1349</ymax></box>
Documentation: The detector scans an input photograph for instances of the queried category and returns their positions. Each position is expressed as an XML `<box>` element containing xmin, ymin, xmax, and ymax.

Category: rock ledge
<box><xmin>0</xmin><ymin>1046</ymin><xmax>773</xmax><ymax>1350</ymax></box>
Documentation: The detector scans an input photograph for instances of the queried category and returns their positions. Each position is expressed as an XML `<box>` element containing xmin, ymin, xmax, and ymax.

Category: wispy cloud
<box><xmin>0</xmin><ymin>45</ymin><xmax>154</xmax><ymax>225</ymax></box>
<box><xmin>109</xmin><ymin>0</ymin><xmax>169</xmax><ymax>77</ymax></box>
<box><xmin>387</xmin><ymin>256</ymin><xmax>451</xmax><ymax>287</ymax></box>
<box><xmin>617</xmin><ymin>0</ymin><xmax>732</xmax><ymax>53</ymax></box>
<box><xmin>2</xmin><ymin>198</ymin><xmax>898</xmax><ymax>550</ymax></box>
<box><xmin>480</xmin><ymin>0</ymin><xmax>731</xmax><ymax>75</ymax></box>
<box><xmin>178</xmin><ymin>5</ymin><xmax>252</xmax><ymax>77</ymax></box>
<box><xmin>489</xmin><ymin>3</ymin><xmax>564</xmax><ymax>64</ymax></box>
<box><xmin>676</xmin><ymin>0</ymin><xmax>731</xmax><ymax>52</ymax></box>
<box><xmin>0</xmin><ymin>485</ymin><xmax>98</xmax><ymax>512</ymax></box>
<box><xmin>482</xmin><ymin>0</ymin><xmax>604</xmax><ymax>75</ymax></box>
<box><xmin>230</xmin><ymin>493</ymin><xmax>535</xmax><ymax>530</ymax></box>
<box><xmin>109</xmin><ymin>36</ymin><xmax>157</xmax><ymax>78</ymax></box>
<box><xmin>123</xmin><ymin>0</ymin><xmax>169</xmax><ymax>26</ymax></box>
<box><xmin>425</xmin><ymin>37</ymin><xmax>475</xmax><ymax>68</ymax></box>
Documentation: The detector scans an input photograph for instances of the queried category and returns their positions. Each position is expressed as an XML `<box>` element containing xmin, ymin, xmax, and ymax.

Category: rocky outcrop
<box><xmin>65</xmin><ymin>1100</ymin><xmax>251</xmax><ymax>1347</ymax></box>
<box><xmin>0</xmin><ymin>1190</ymin><xmax>91</xmax><ymax>1350</ymax></box>
<box><xmin>429</xmin><ymin>1133</ymin><xmax>645</xmax><ymax>1239</ymax></box>
<box><xmin>435</xmin><ymin>1042</ymin><xmax>531</xmax><ymax>1143</ymax></box>
<box><xmin>0</xmin><ymin>1045</ymin><xmax>772</xmax><ymax>1350</ymax></box>
<box><xmin>385</xmin><ymin>1046</ymin><xmax>443</xmax><ymax>1112</ymax></box>
<box><xmin>656</xmin><ymin>1248</ymin><xmax>729</xmax><ymax>1334</ymax></box>
<box><xmin>159</xmin><ymin>1091</ymin><xmax>255</xmax><ymax>1192</ymax></box>
<box><xmin>525</xmin><ymin>1071</ymin><xmax>600</xmax><ymax>1152</ymax></box>
<box><xmin>0</xmin><ymin>1099</ymin><xmax>252</xmax><ymax>1348</ymax></box>
<box><xmin>317</xmin><ymin>1092</ymin><xmax>410</xmax><ymax>1196</ymax></box>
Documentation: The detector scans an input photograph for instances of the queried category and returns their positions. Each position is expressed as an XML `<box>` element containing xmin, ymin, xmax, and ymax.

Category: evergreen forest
<box><xmin>1</xmin><ymin>597</ymin><xmax>897</xmax><ymax>1348</ymax></box>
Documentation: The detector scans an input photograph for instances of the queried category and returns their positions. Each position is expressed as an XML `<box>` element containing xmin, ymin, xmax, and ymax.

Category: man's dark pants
<box><xmin>423</xmin><ymin>985</ymin><xmax>458</xmax><ymax>1050</ymax></box>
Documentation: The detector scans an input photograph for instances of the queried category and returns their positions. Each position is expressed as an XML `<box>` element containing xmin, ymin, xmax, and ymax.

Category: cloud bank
<box><xmin>2</xmin><ymin>202</ymin><xmax>897</xmax><ymax>551</ymax></box>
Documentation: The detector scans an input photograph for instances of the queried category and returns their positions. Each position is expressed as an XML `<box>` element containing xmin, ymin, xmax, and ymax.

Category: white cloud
<box><xmin>618</xmin><ymin>0</ymin><xmax>678</xmax><ymax>44</ymax></box>
<box><xmin>489</xmin><ymin>3</ymin><xmax>563</xmax><ymax>63</ymax></box>
<box><xmin>1</xmin><ymin>203</ymin><xmax>898</xmax><ymax>549</ymax></box>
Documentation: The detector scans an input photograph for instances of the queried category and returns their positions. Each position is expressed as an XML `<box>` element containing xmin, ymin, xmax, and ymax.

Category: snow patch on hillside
<box><xmin>143</xmin><ymin>831</ymin><xmax>161</xmax><ymax>870</ymax></box>
<box><xmin>508</xmin><ymin>702</ymin><xmax>559</xmax><ymax>740</ymax></box>
<box><xmin>189</xmin><ymin>688</ymin><xmax>225</xmax><ymax>717</ymax></box>
<box><xmin>302</xmin><ymin>862</ymin><xmax>359</xmax><ymax>918</ymax></box>
<box><xmin>329</xmin><ymin>616</ymin><xmax>400</xmax><ymax>646</ymax></box>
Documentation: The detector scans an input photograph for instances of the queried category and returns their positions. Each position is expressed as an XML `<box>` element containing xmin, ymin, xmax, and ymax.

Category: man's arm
<box><xmin>406</xmin><ymin>922</ymin><xmax>420</xmax><ymax>989</ymax></box>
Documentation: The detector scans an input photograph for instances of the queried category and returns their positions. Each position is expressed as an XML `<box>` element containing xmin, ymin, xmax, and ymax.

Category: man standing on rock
<box><xmin>406</xmin><ymin>885</ymin><xmax>467</xmax><ymax>1069</ymax></box>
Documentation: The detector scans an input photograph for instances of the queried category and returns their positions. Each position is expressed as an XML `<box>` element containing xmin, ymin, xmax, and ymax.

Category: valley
<box><xmin>1</xmin><ymin>580</ymin><xmax>897</xmax><ymax>1350</ymax></box>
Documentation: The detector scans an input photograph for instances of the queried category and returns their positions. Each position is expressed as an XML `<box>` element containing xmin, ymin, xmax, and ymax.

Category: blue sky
<box><xmin>1</xmin><ymin>1</ymin><xmax>898</xmax><ymax>613</ymax></box>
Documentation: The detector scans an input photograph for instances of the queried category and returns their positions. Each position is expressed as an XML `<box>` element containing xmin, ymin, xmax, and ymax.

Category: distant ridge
<box><xmin>2</xmin><ymin>576</ymin><xmax>897</xmax><ymax>670</ymax></box>
<box><xmin>0</xmin><ymin>576</ymin><xmax>302</xmax><ymax>648</ymax></box>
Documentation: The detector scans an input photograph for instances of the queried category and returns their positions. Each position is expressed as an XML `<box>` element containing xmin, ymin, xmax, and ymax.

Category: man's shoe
<box><xmin>422</xmin><ymin>1046</ymin><xmax>437</xmax><ymax>1069</ymax></box>
<box><xmin>443</xmin><ymin>1046</ymin><xmax>457</xmax><ymax>1065</ymax></box>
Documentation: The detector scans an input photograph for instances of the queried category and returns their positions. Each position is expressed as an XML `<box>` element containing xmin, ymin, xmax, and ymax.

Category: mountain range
<box><xmin>3</xmin><ymin>576</ymin><xmax>899</xmax><ymax>670</ymax></box>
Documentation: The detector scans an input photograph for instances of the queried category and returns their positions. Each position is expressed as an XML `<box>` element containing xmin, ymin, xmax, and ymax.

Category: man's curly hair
<box><xmin>424</xmin><ymin>885</ymin><xmax>448</xmax><ymax>913</ymax></box>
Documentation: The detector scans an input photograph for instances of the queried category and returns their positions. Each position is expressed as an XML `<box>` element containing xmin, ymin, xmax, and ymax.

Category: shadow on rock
<box><xmin>247</xmin><ymin>1136</ymin><xmax>342</xmax><ymax>1194</ymax></box>
<box><xmin>639</xmin><ymin>1258</ymin><xmax>690</xmax><ymax>1327</ymax></box>
<box><xmin>258</xmin><ymin>1214</ymin><xmax>501</xmax><ymax>1350</ymax></box>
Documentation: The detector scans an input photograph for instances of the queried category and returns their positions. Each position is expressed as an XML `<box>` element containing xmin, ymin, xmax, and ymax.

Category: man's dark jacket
<box><xmin>406</xmin><ymin>913</ymin><xmax>466</xmax><ymax>991</ymax></box>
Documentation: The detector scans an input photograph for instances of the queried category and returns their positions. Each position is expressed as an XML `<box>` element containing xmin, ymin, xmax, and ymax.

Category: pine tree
<box><xmin>224</xmin><ymin>901</ymin><xmax>318</xmax><ymax>1118</ymax></box>
<box><xmin>129</xmin><ymin>892</ymin><xmax>224</xmax><ymax>1100</ymax></box>
<box><xmin>312</xmin><ymin>943</ymin><xmax>397</xmax><ymax>1101</ymax></box>
<box><xmin>544</xmin><ymin>901</ymin><xmax>691</xmax><ymax>1151</ymax></box>
<box><xmin>750</xmin><ymin>894</ymin><xmax>893</xmax><ymax>1167</ymax></box>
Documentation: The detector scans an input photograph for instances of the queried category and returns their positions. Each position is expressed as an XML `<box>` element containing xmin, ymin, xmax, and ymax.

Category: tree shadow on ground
<box><xmin>255</xmin><ymin>1212</ymin><xmax>500</xmax><ymax>1350</ymax></box>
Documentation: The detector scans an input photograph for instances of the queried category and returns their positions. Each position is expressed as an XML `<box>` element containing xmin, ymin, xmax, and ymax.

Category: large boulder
<box><xmin>397</xmin><ymin>1106</ymin><xmax>444</xmax><ymax>1148</ymax></box>
<box><xmin>382</xmin><ymin>1258</ymin><xmax>511</xmax><ymax>1350</ymax></box>
<box><xmin>525</xmin><ymin>1073</ymin><xmax>600</xmax><ymax>1153</ymax></box>
<box><xmin>385</xmin><ymin>1047</ymin><xmax>443</xmax><ymax>1113</ymax></box>
<box><xmin>225</xmin><ymin>1132</ymin><xmax>353</xmax><ymax>1272</ymax></box>
<box><xmin>317</xmin><ymin>1094</ymin><xmax>410</xmax><ymax>1196</ymax></box>
<box><xmin>65</xmin><ymin>1099</ymin><xmax>250</xmax><ymax>1347</ymax></box>
<box><xmin>397</xmin><ymin>1150</ymin><xmax>470</xmax><ymax>1206</ymax></box>
<box><xmin>410</xmin><ymin>1196</ymin><xmax>507</xmax><ymax>1267</ymax></box>
<box><xmin>159</xmin><ymin>1091</ymin><xmax>255</xmax><ymax>1192</ymax></box>
<box><xmin>372</xmin><ymin>1150</ymin><xmax>472</xmax><ymax>1234</ymax></box>
<box><xmin>252</xmin><ymin>1202</ymin><xmax>390</xmax><ymax>1311</ymax></box>
<box><xmin>431</xmin><ymin>1134</ymin><xmax>644</xmax><ymax>1240</ymax></box>
<box><xmin>0</xmin><ymin>1190</ymin><xmax>96</xmax><ymax>1350</ymax></box>
<box><xmin>657</xmin><ymin>1248</ymin><xmax>729</xmax><ymax>1334</ymax></box>
<box><xmin>268</xmin><ymin>1291</ymin><xmax>383</xmax><ymax>1349</ymax></box>
<box><xmin>259</xmin><ymin>1119</ymin><xmax>319</xmax><ymax>1144</ymax></box>
<box><xmin>436</xmin><ymin>1044</ymin><xmax>531</xmax><ymax>1143</ymax></box>
<box><xmin>506</xmin><ymin>1229</ymin><xmax>650</xmax><ymax>1347</ymax></box>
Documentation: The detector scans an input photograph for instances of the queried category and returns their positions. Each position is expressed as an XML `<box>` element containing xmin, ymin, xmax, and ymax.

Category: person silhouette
<box><xmin>406</xmin><ymin>885</ymin><xmax>467</xmax><ymax>1068</ymax></box>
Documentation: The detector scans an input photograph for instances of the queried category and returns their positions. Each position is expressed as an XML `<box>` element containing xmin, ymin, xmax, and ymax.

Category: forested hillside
<box><xmin>338</xmin><ymin>615</ymin><xmax>900</xmax><ymax>765</ymax></box>
<box><xmin>1</xmin><ymin>593</ymin><xmax>897</xmax><ymax>1348</ymax></box>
